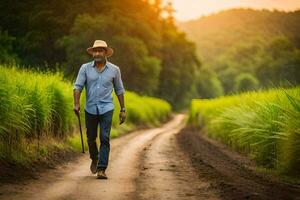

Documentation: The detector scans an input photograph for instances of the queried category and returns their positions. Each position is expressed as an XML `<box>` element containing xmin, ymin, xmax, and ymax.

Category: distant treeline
<box><xmin>0</xmin><ymin>0</ymin><xmax>200</xmax><ymax>109</ymax></box>
<box><xmin>179</xmin><ymin>8</ymin><xmax>300</xmax><ymax>98</ymax></box>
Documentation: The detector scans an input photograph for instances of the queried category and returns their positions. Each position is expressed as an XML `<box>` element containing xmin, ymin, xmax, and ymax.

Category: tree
<box><xmin>195</xmin><ymin>66</ymin><xmax>224</xmax><ymax>98</ymax></box>
<box><xmin>59</xmin><ymin>14</ymin><xmax>161</xmax><ymax>95</ymax></box>
<box><xmin>234</xmin><ymin>73</ymin><xmax>259</xmax><ymax>92</ymax></box>
<box><xmin>256</xmin><ymin>37</ymin><xmax>300</xmax><ymax>87</ymax></box>
<box><xmin>158</xmin><ymin>25</ymin><xmax>201</xmax><ymax>109</ymax></box>
<box><xmin>0</xmin><ymin>30</ymin><xmax>19</xmax><ymax>63</ymax></box>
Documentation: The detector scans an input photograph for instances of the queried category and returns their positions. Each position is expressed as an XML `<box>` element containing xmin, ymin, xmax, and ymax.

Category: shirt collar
<box><xmin>92</xmin><ymin>60</ymin><xmax>108</xmax><ymax>72</ymax></box>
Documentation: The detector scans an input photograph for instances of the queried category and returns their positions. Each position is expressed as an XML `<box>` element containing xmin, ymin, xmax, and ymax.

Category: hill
<box><xmin>178</xmin><ymin>8</ymin><xmax>300</xmax><ymax>95</ymax></box>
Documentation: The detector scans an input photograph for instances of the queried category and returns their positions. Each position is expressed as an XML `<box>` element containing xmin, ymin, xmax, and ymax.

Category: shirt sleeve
<box><xmin>73</xmin><ymin>65</ymin><xmax>86</xmax><ymax>92</ymax></box>
<box><xmin>113</xmin><ymin>68</ymin><xmax>125</xmax><ymax>95</ymax></box>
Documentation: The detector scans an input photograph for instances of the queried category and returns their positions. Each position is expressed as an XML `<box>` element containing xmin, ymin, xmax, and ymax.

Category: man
<box><xmin>73</xmin><ymin>40</ymin><xmax>126</xmax><ymax>179</ymax></box>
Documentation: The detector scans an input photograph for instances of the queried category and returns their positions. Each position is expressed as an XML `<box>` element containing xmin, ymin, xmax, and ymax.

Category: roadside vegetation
<box><xmin>189</xmin><ymin>86</ymin><xmax>300</xmax><ymax>176</ymax></box>
<box><xmin>0</xmin><ymin>65</ymin><xmax>171</xmax><ymax>165</ymax></box>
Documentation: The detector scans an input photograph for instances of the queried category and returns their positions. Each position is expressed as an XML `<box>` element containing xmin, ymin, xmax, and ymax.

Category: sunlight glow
<box><xmin>167</xmin><ymin>0</ymin><xmax>300</xmax><ymax>21</ymax></box>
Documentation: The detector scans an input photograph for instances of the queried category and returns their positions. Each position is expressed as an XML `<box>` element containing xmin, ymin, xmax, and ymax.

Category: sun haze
<box><xmin>167</xmin><ymin>0</ymin><xmax>300</xmax><ymax>21</ymax></box>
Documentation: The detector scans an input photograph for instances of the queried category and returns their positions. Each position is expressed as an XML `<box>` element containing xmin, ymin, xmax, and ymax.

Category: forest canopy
<box><xmin>0</xmin><ymin>0</ymin><xmax>200</xmax><ymax>109</ymax></box>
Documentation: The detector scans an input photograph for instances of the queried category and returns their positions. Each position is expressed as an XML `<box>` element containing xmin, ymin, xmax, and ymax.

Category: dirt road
<box><xmin>1</xmin><ymin>114</ymin><xmax>299</xmax><ymax>200</ymax></box>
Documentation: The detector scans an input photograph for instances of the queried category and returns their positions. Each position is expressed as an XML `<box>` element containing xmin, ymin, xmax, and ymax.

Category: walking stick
<box><xmin>76</xmin><ymin>113</ymin><xmax>85</xmax><ymax>153</ymax></box>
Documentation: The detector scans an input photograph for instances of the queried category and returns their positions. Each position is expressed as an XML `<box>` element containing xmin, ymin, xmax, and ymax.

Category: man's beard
<box><xmin>94</xmin><ymin>56</ymin><xmax>106</xmax><ymax>64</ymax></box>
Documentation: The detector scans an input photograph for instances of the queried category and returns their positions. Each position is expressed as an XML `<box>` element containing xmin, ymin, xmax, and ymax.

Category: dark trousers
<box><xmin>85</xmin><ymin>109</ymin><xmax>114</xmax><ymax>170</ymax></box>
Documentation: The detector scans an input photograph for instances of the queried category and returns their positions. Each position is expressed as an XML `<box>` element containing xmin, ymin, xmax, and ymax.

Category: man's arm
<box><xmin>117</xmin><ymin>93</ymin><xmax>126</xmax><ymax>124</ymax></box>
<box><xmin>113</xmin><ymin>67</ymin><xmax>126</xmax><ymax>124</ymax></box>
<box><xmin>117</xmin><ymin>93</ymin><xmax>125</xmax><ymax>110</ymax></box>
<box><xmin>73</xmin><ymin>65</ymin><xmax>86</xmax><ymax>115</ymax></box>
<box><xmin>73</xmin><ymin>89</ymin><xmax>81</xmax><ymax>115</ymax></box>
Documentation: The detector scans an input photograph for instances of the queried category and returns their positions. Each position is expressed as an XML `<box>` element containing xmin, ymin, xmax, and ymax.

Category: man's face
<box><xmin>93</xmin><ymin>47</ymin><xmax>107</xmax><ymax>64</ymax></box>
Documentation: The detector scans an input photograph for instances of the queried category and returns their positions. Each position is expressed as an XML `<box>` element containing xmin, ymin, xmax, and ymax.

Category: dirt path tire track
<box><xmin>135</xmin><ymin>116</ymin><xmax>220</xmax><ymax>200</ymax></box>
<box><xmin>176</xmin><ymin>126</ymin><xmax>300</xmax><ymax>200</ymax></box>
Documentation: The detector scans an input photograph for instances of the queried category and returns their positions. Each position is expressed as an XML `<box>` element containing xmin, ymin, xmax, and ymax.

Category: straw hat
<box><xmin>86</xmin><ymin>40</ymin><xmax>113</xmax><ymax>57</ymax></box>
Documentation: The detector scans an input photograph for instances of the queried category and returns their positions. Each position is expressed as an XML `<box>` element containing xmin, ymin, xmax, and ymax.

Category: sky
<box><xmin>166</xmin><ymin>0</ymin><xmax>300</xmax><ymax>21</ymax></box>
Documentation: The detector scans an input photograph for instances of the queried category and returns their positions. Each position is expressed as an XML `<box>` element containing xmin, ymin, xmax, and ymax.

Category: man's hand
<box><xmin>74</xmin><ymin>104</ymin><xmax>80</xmax><ymax>116</ymax></box>
<box><xmin>119</xmin><ymin>111</ymin><xmax>126</xmax><ymax>124</ymax></box>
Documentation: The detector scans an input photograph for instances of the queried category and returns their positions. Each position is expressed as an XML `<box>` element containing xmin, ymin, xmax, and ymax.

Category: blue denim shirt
<box><xmin>73</xmin><ymin>60</ymin><xmax>125</xmax><ymax>115</ymax></box>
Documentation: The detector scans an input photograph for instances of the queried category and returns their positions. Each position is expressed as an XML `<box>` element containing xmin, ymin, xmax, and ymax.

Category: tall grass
<box><xmin>121</xmin><ymin>93</ymin><xmax>171</xmax><ymax>126</ymax></box>
<box><xmin>0</xmin><ymin>66</ymin><xmax>76</xmax><ymax>163</ymax></box>
<box><xmin>0</xmin><ymin>65</ymin><xmax>172</xmax><ymax>165</ymax></box>
<box><xmin>189</xmin><ymin>86</ymin><xmax>300</xmax><ymax>175</ymax></box>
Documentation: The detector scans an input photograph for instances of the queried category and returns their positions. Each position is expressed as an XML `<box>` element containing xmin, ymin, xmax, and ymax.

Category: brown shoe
<box><xmin>90</xmin><ymin>160</ymin><xmax>98</xmax><ymax>174</ymax></box>
<box><xmin>97</xmin><ymin>170</ymin><xmax>108</xmax><ymax>179</ymax></box>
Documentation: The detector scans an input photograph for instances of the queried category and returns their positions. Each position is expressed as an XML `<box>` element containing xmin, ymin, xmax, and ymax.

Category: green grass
<box><xmin>0</xmin><ymin>64</ymin><xmax>172</xmax><ymax>165</ymax></box>
<box><xmin>189</xmin><ymin>86</ymin><xmax>300</xmax><ymax>176</ymax></box>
